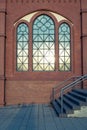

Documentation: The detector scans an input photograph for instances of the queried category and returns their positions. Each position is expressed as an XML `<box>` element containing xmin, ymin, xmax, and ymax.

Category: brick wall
<box><xmin>6</xmin><ymin>81</ymin><xmax>59</xmax><ymax>105</ymax></box>
<box><xmin>0</xmin><ymin>0</ymin><xmax>87</xmax><ymax>105</ymax></box>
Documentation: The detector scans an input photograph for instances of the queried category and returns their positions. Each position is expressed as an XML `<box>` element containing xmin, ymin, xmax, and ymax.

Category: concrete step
<box><xmin>68</xmin><ymin>91</ymin><xmax>87</xmax><ymax>102</ymax></box>
<box><xmin>72</xmin><ymin>89</ymin><xmax>87</xmax><ymax>96</ymax></box>
<box><xmin>68</xmin><ymin>106</ymin><xmax>87</xmax><ymax>117</ymax></box>
<box><xmin>51</xmin><ymin>100</ymin><xmax>61</xmax><ymax>116</ymax></box>
<box><xmin>64</xmin><ymin>93</ymin><xmax>85</xmax><ymax>106</ymax></box>
<box><xmin>51</xmin><ymin>100</ymin><xmax>66</xmax><ymax>117</ymax></box>
<box><xmin>63</xmin><ymin>96</ymin><xmax>80</xmax><ymax>110</ymax></box>
<box><xmin>55</xmin><ymin>98</ymin><xmax>73</xmax><ymax>114</ymax></box>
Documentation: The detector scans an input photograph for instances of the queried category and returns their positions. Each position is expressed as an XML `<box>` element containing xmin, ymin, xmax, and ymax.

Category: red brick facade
<box><xmin>0</xmin><ymin>0</ymin><xmax>87</xmax><ymax>105</ymax></box>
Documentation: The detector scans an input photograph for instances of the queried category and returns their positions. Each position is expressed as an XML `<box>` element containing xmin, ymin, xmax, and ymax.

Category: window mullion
<box><xmin>55</xmin><ymin>24</ymin><xmax>59</xmax><ymax>71</ymax></box>
<box><xmin>29</xmin><ymin>23</ymin><xmax>32</xmax><ymax>72</ymax></box>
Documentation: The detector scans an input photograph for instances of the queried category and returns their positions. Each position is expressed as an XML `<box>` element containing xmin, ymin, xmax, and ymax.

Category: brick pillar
<box><xmin>0</xmin><ymin>0</ymin><xmax>6</xmax><ymax>105</ymax></box>
<box><xmin>80</xmin><ymin>0</ymin><xmax>87</xmax><ymax>88</ymax></box>
<box><xmin>81</xmin><ymin>0</ymin><xmax>87</xmax><ymax>75</ymax></box>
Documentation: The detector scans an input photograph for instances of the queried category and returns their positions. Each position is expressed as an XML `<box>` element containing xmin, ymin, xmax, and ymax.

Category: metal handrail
<box><xmin>52</xmin><ymin>76</ymin><xmax>80</xmax><ymax>100</ymax></box>
<box><xmin>60</xmin><ymin>74</ymin><xmax>87</xmax><ymax>116</ymax></box>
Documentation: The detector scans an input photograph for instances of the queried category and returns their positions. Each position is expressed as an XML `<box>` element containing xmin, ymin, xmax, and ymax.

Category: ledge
<box><xmin>7</xmin><ymin>0</ymin><xmax>78</xmax><ymax>3</ymax></box>
<box><xmin>0</xmin><ymin>76</ymin><xmax>5</xmax><ymax>80</ymax></box>
<box><xmin>0</xmin><ymin>9</ymin><xmax>6</xmax><ymax>14</ymax></box>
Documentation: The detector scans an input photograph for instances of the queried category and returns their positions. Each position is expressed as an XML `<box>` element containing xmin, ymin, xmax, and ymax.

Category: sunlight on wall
<box><xmin>14</xmin><ymin>11</ymin><xmax>68</xmax><ymax>25</ymax></box>
<box><xmin>50</xmin><ymin>12</ymin><xmax>66</xmax><ymax>22</ymax></box>
<box><xmin>21</xmin><ymin>12</ymin><xmax>38</xmax><ymax>22</ymax></box>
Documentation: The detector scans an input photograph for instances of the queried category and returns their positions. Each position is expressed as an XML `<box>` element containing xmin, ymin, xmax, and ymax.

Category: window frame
<box><xmin>58</xmin><ymin>22</ymin><xmax>71</xmax><ymax>71</ymax></box>
<box><xmin>14</xmin><ymin>12</ymin><xmax>73</xmax><ymax>80</ymax></box>
<box><xmin>16</xmin><ymin>22</ymin><xmax>29</xmax><ymax>72</ymax></box>
<box><xmin>32</xmin><ymin>14</ymin><xmax>55</xmax><ymax>71</ymax></box>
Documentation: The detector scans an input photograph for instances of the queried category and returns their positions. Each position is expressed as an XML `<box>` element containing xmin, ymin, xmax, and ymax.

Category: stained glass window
<box><xmin>16</xmin><ymin>23</ymin><xmax>29</xmax><ymax>71</ymax></box>
<box><xmin>58</xmin><ymin>23</ymin><xmax>71</xmax><ymax>71</ymax></box>
<box><xmin>33</xmin><ymin>15</ymin><xmax>55</xmax><ymax>71</ymax></box>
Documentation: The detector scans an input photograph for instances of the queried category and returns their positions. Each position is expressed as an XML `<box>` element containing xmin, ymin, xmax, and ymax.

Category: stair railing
<box><xmin>52</xmin><ymin>76</ymin><xmax>80</xmax><ymax>100</ymax></box>
<box><xmin>60</xmin><ymin>74</ymin><xmax>87</xmax><ymax>116</ymax></box>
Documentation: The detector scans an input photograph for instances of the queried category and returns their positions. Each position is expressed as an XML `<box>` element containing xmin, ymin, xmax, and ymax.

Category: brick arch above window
<box><xmin>14</xmin><ymin>10</ymin><xmax>72</xmax><ymax>25</ymax></box>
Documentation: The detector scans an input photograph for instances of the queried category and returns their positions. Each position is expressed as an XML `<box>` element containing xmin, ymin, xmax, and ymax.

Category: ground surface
<box><xmin>0</xmin><ymin>104</ymin><xmax>87</xmax><ymax>130</ymax></box>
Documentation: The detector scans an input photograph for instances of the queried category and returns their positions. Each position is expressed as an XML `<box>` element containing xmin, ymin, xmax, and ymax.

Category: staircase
<box><xmin>51</xmin><ymin>74</ymin><xmax>87</xmax><ymax>117</ymax></box>
<box><xmin>51</xmin><ymin>88</ymin><xmax>87</xmax><ymax>117</ymax></box>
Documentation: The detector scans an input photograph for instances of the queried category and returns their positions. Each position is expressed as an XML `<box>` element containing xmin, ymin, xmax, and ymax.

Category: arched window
<box><xmin>16</xmin><ymin>23</ymin><xmax>29</xmax><ymax>71</ymax></box>
<box><xmin>58</xmin><ymin>23</ymin><xmax>71</xmax><ymax>71</ymax></box>
<box><xmin>15</xmin><ymin>12</ymin><xmax>72</xmax><ymax>73</ymax></box>
<box><xmin>33</xmin><ymin>14</ymin><xmax>55</xmax><ymax>71</ymax></box>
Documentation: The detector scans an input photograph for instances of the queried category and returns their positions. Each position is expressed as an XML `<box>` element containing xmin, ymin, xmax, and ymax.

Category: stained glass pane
<box><xmin>33</xmin><ymin>15</ymin><xmax>55</xmax><ymax>71</ymax></box>
<box><xmin>59</xmin><ymin>23</ymin><xmax>71</xmax><ymax>71</ymax></box>
<box><xmin>16</xmin><ymin>23</ymin><xmax>29</xmax><ymax>71</ymax></box>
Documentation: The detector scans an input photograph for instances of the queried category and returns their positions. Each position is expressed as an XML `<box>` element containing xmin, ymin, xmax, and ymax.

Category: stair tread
<box><xmin>64</xmin><ymin>94</ymin><xmax>83</xmax><ymax>105</ymax></box>
<box><xmin>73</xmin><ymin>89</ymin><xmax>87</xmax><ymax>96</ymax></box>
<box><xmin>63</xmin><ymin>96</ymin><xmax>80</xmax><ymax>109</ymax></box>
<box><xmin>74</xmin><ymin>88</ymin><xmax>87</xmax><ymax>92</ymax></box>
<box><xmin>51</xmin><ymin>100</ymin><xmax>67</xmax><ymax>117</ymax></box>
<box><xmin>68</xmin><ymin>91</ymin><xmax>87</xmax><ymax>101</ymax></box>
<box><xmin>51</xmin><ymin>100</ymin><xmax>61</xmax><ymax>115</ymax></box>
<box><xmin>55</xmin><ymin>98</ymin><xmax>73</xmax><ymax>114</ymax></box>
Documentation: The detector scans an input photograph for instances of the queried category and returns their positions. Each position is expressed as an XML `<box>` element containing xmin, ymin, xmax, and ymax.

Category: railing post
<box><xmin>52</xmin><ymin>88</ymin><xmax>54</xmax><ymax>100</ymax></box>
<box><xmin>61</xmin><ymin>89</ymin><xmax>63</xmax><ymax>117</ymax></box>
<box><xmin>81</xmin><ymin>76</ymin><xmax>83</xmax><ymax>89</ymax></box>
